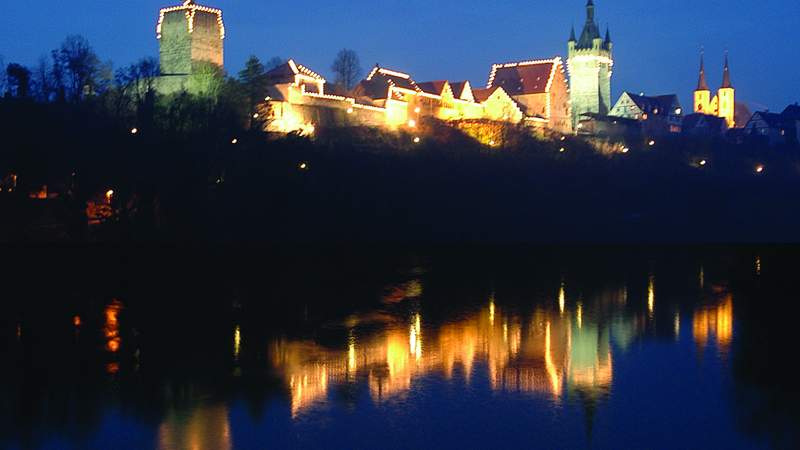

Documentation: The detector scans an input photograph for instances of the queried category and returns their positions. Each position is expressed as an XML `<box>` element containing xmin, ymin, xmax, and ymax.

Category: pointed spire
<box><xmin>569</xmin><ymin>25</ymin><xmax>577</xmax><ymax>42</ymax></box>
<box><xmin>604</xmin><ymin>26</ymin><xmax>612</xmax><ymax>44</ymax></box>
<box><xmin>586</xmin><ymin>0</ymin><xmax>595</xmax><ymax>23</ymax></box>
<box><xmin>697</xmin><ymin>49</ymin><xmax>709</xmax><ymax>91</ymax></box>
<box><xmin>721</xmin><ymin>51</ymin><xmax>733</xmax><ymax>89</ymax></box>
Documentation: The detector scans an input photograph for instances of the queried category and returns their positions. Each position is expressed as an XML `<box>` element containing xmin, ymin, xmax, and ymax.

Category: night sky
<box><xmin>1</xmin><ymin>0</ymin><xmax>797</xmax><ymax>111</ymax></box>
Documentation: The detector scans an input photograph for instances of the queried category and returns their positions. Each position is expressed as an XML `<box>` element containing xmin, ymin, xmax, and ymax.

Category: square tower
<box><xmin>157</xmin><ymin>1</ymin><xmax>224</xmax><ymax>86</ymax></box>
<box><xmin>567</xmin><ymin>1</ymin><xmax>613</xmax><ymax>130</ymax></box>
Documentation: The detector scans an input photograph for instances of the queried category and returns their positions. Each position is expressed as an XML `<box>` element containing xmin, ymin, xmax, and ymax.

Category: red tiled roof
<box><xmin>472</xmin><ymin>86</ymin><xmax>500</xmax><ymax>103</ymax></box>
<box><xmin>487</xmin><ymin>60</ymin><xmax>557</xmax><ymax>95</ymax></box>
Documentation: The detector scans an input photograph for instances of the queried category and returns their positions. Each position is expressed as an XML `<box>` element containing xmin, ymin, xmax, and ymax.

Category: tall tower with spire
<box><xmin>694</xmin><ymin>51</ymin><xmax>711</xmax><ymax>114</ymax></box>
<box><xmin>567</xmin><ymin>0</ymin><xmax>614</xmax><ymax>130</ymax></box>
<box><xmin>717</xmin><ymin>53</ymin><xmax>735</xmax><ymax>128</ymax></box>
<box><xmin>692</xmin><ymin>50</ymin><xmax>736</xmax><ymax>128</ymax></box>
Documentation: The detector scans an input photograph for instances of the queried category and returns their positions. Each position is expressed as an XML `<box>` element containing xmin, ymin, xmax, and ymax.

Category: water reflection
<box><xmin>693</xmin><ymin>294</ymin><xmax>734</xmax><ymax>354</ymax></box>
<box><xmin>158</xmin><ymin>404</ymin><xmax>232</xmax><ymax>450</ymax></box>
<box><xmin>271</xmin><ymin>281</ymin><xmax>638</xmax><ymax>417</ymax></box>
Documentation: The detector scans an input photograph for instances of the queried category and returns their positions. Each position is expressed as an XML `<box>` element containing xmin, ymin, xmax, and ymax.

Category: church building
<box><xmin>693</xmin><ymin>52</ymin><xmax>735</xmax><ymax>128</ymax></box>
<box><xmin>567</xmin><ymin>0</ymin><xmax>613</xmax><ymax>129</ymax></box>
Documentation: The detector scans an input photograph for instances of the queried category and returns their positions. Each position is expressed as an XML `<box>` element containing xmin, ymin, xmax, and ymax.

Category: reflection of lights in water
<box><xmin>158</xmin><ymin>404</ymin><xmax>232</xmax><ymax>450</ymax></box>
<box><xmin>559</xmin><ymin>282</ymin><xmax>565</xmax><ymax>315</ymax></box>
<box><xmin>73</xmin><ymin>315</ymin><xmax>81</xmax><ymax>327</ymax></box>
<box><xmin>755</xmin><ymin>256</ymin><xmax>761</xmax><ymax>276</ymax></box>
<box><xmin>693</xmin><ymin>295</ymin><xmax>734</xmax><ymax>353</ymax></box>
<box><xmin>271</xmin><ymin>297</ymin><xmax>630</xmax><ymax>416</ymax></box>
<box><xmin>489</xmin><ymin>299</ymin><xmax>495</xmax><ymax>325</ymax></box>
<box><xmin>104</xmin><ymin>300</ymin><xmax>122</xmax><ymax>353</ymax></box>
<box><xmin>233</xmin><ymin>326</ymin><xmax>241</xmax><ymax>360</ymax></box>
<box><xmin>648</xmin><ymin>275</ymin><xmax>655</xmax><ymax>316</ymax></box>
<box><xmin>699</xmin><ymin>266</ymin><xmax>705</xmax><ymax>289</ymax></box>
<box><xmin>16</xmin><ymin>323</ymin><xmax>22</xmax><ymax>340</ymax></box>
<box><xmin>674</xmin><ymin>313</ymin><xmax>681</xmax><ymax>339</ymax></box>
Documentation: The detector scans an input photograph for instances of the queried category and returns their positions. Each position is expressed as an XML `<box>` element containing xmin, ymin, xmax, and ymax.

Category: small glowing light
<box><xmin>699</xmin><ymin>159</ymin><xmax>707</xmax><ymax>166</ymax></box>
<box><xmin>413</xmin><ymin>137</ymin><xmax>421</xmax><ymax>144</ymax></box>
<box><xmin>299</xmin><ymin>162</ymin><xmax>308</xmax><ymax>170</ymax></box>
<box><xmin>489</xmin><ymin>140</ymin><xmax>495</xmax><ymax>146</ymax></box>
<box><xmin>346</xmin><ymin>108</ymin><xmax>354</xmax><ymax>114</ymax></box>
<box><xmin>675</xmin><ymin>108</ymin><xmax>682</xmax><ymax>115</ymax></box>
<box><xmin>621</xmin><ymin>147</ymin><xmax>630</xmax><ymax>153</ymax></box>
<box><xmin>130</xmin><ymin>128</ymin><xmax>138</xmax><ymax>135</ymax></box>
<box><xmin>559</xmin><ymin>147</ymin><xmax>566</xmax><ymax>153</ymax></box>
<box><xmin>414</xmin><ymin>107</ymin><xmax>421</xmax><ymax>113</ymax></box>
<box><xmin>73</xmin><ymin>315</ymin><xmax>81</xmax><ymax>327</ymax></box>
<box><xmin>252</xmin><ymin>113</ymin><xmax>259</xmax><ymax>119</ymax></box>
<box><xmin>648</xmin><ymin>140</ymin><xmax>655</xmax><ymax>146</ymax></box>
<box><xmin>105</xmin><ymin>190</ymin><xmax>114</xmax><ymax>202</ymax></box>
<box><xmin>560</xmin><ymin>136</ymin><xmax>566</xmax><ymax>141</ymax></box>
<box><xmin>264</xmin><ymin>96</ymin><xmax>271</xmax><ymax>101</ymax></box>
<box><xmin>231</xmin><ymin>138</ymin><xmax>238</xmax><ymax>144</ymax></box>
<box><xmin>755</xmin><ymin>165</ymin><xmax>765</xmax><ymax>174</ymax></box>
<box><xmin>408</xmin><ymin>119</ymin><xmax>417</xmax><ymax>128</ymax></box>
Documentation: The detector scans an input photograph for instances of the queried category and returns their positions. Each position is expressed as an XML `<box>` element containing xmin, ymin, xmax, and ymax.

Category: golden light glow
<box><xmin>73</xmin><ymin>315</ymin><xmax>81</xmax><ymax>327</ymax></box>
<box><xmin>233</xmin><ymin>326</ymin><xmax>241</xmax><ymax>360</ymax></box>
<box><xmin>648</xmin><ymin>275</ymin><xmax>655</xmax><ymax>316</ymax></box>
<box><xmin>755</xmin><ymin>164</ymin><xmax>765</xmax><ymax>174</ymax></box>
<box><xmin>699</xmin><ymin>159</ymin><xmax>707</xmax><ymax>166</ymax></box>
<box><xmin>158</xmin><ymin>403</ymin><xmax>232</xmax><ymax>450</ymax></box>
<box><xmin>298</xmin><ymin>162</ymin><xmax>309</xmax><ymax>171</ymax></box>
<box><xmin>407</xmin><ymin>119</ymin><xmax>417</xmax><ymax>128</ymax></box>
<box><xmin>558</xmin><ymin>282</ymin><xmax>566</xmax><ymax>315</ymax></box>
<box><xmin>693</xmin><ymin>294</ymin><xmax>733</xmax><ymax>354</ymax></box>
<box><xmin>270</xmin><ymin>298</ymin><xmax>625</xmax><ymax>416</ymax></box>
<box><xmin>104</xmin><ymin>300</ymin><xmax>122</xmax><ymax>354</ymax></box>
<box><xmin>576</xmin><ymin>303</ymin><xmax>583</xmax><ymax>329</ymax></box>
<box><xmin>413</xmin><ymin>137</ymin><xmax>421</xmax><ymax>144</ymax></box>
<box><xmin>755</xmin><ymin>256</ymin><xmax>761</xmax><ymax>276</ymax></box>
<box><xmin>559</xmin><ymin>147</ymin><xmax>566</xmax><ymax>153</ymax></box>
<box><xmin>231</xmin><ymin>138</ymin><xmax>238</xmax><ymax>144</ymax></box>
<box><xmin>130</xmin><ymin>128</ymin><xmax>138</xmax><ymax>135</ymax></box>
<box><xmin>105</xmin><ymin>190</ymin><xmax>114</xmax><ymax>203</ymax></box>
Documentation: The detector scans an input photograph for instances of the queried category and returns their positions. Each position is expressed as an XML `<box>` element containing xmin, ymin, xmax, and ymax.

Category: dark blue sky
<box><xmin>1</xmin><ymin>0</ymin><xmax>797</xmax><ymax>111</ymax></box>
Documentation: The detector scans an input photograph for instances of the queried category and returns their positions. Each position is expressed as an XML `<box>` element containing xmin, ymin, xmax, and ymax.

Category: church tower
<box><xmin>693</xmin><ymin>52</ymin><xmax>711</xmax><ymax>114</ymax></box>
<box><xmin>567</xmin><ymin>0</ymin><xmax>614</xmax><ymax>130</ymax></box>
<box><xmin>156</xmin><ymin>0</ymin><xmax>225</xmax><ymax>93</ymax></box>
<box><xmin>717</xmin><ymin>53</ymin><xmax>735</xmax><ymax>128</ymax></box>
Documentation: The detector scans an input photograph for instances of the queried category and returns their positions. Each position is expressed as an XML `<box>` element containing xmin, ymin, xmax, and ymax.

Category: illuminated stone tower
<box><xmin>717</xmin><ymin>53</ymin><xmax>735</xmax><ymax>128</ymax></box>
<box><xmin>156</xmin><ymin>0</ymin><xmax>225</xmax><ymax>93</ymax></box>
<box><xmin>567</xmin><ymin>0</ymin><xmax>613</xmax><ymax>129</ymax></box>
<box><xmin>693</xmin><ymin>52</ymin><xmax>711</xmax><ymax>114</ymax></box>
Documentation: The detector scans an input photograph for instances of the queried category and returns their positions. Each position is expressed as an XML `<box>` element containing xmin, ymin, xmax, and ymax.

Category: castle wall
<box><xmin>191</xmin><ymin>11</ymin><xmax>224</xmax><ymax>68</ymax></box>
<box><xmin>159</xmin><ymin>12</ymin><xmax>193</xmax><ymax>75</ymax></box>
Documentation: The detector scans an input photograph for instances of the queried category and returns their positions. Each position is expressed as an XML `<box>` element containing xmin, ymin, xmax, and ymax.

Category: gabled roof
<box><xmin>623</xmin><ymin>92</ymin><xmax>681</xmax><ymax>115</ymax></box>
<box><xmin>365</xmin><ymin>66</ymin><xmax>420</xmax><ymax>92</ymax></box>
<box><xmin>682</xmin><ymin>113</ymin><xmax>725</xmax><ymax>130</ymax></box>
<box><xmin>265</xmin><ymin>59</ymin><xmax>326</xmax><ymax>85</ymax></box>
<box><xmin>782</xmin><ymin>104</ymin><xmax>800</xmax><ymax>120</ymax></box>
<box><xmin>486</xmin><ymin>58</ymin><xmax>562</xmax><ymax>96</ymax></box>
<box><xmin>472</xmin><ymin>86</ymin><xmax>500</xmax><ymax>103</ymax></box>
<box><xmin>751</xmin><ymin>111</ymin><xmax>789</xmax><ymax>128</ymax></box>
<box><xmin>449</xmin><ymin>81</ymin><xmax>473</xmax><ymax>101</ymax></box>
<box><xmin>417</xmin><ymin>80</ymin><xmax>449</xmax><ymax>96</ymax></box>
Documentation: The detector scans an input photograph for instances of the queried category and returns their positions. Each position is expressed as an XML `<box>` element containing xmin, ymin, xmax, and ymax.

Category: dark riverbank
<box><xmin>3</xmin><ymin>99</ymin><xmax>800</xmax><ymax>245</ymax></box>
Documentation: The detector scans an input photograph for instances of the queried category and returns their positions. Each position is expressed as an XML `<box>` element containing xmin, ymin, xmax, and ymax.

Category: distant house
<box><xmin>743</xmin><ymin>105</ymin><xmax>800</xmax><ymax>146</ymax></box>
<box><xmin>682</xmin><ymin>113</ymin><xmax>727</xmax><ymax>138</ymax></box>
<box><xmin>471</xmin><ymin>86</ymin><xmax>525</xmax><ymax>124</ymax></box>
<box><xmin>609</xmin><ymin>92</ymin><xmax>683</xmax><ymax>136</ymax></box>
<box><xmin>486</xmin><ymin>58</ymin><xmax>572</xmax><ymax>133</ymax></box>
<box><xmin>576</xmin><ymin>113</ymin><xmax>641</xmax><ymax>139</ymax></box>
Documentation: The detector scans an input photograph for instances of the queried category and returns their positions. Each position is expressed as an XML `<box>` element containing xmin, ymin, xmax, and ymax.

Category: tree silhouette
<box><xmin>238</xmin><ymin>55</ymin><xmax>269</xmax><ymax>121</ymax></box>
<box><xmin>331</xmin><ymin>49</ymin><xmax>362</xmax><ymax>92</ymax></box>
<box><xmin>6</xmin><ymin>63</ymin><xmax>32</xmax><ymax>98</ymax></box>
<box><xmin>55</xmin><ymin>35</ymin><xmax>103</xmax><ymax>102</ymax></box>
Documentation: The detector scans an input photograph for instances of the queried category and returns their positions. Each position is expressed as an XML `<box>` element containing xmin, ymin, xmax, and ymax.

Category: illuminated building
<box><xmin>609</xmin><ymin>92</ymin><xmax>683</xmax><ymax>135</ymax></box>
<box><xmin>486</xmin><ymin>58</ymin><xmax>572</xmax><ymax>133</ymax></box>
<box><xmin>261</xmin><ymin>60</ymin><xmax>565</xmax><ymax>138</ymax></box>
<box><xmin>156</xmin><ymin>0</ymin><xmax>225</xmax><ymax>94</ymax></box>
<box><xmin>693</xmin><ymin>51</ymin><xmax>736</xmax><ymax>128</ymax></box>
<box><xmin>743</xmin><ymin>105</ymin><xmax>800</xmax><ymax>146</ymax></box>
<box><xmin>567</xmin><ymin>0</ymin><xmax>613</xmax><ymax>130</ymax></box>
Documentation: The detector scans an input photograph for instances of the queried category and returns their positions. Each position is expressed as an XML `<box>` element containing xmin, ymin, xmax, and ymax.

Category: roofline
<box><xmin>486</xmin><ymin>57</ymin><xmax>563</xmax><ymax>90</ymax></box>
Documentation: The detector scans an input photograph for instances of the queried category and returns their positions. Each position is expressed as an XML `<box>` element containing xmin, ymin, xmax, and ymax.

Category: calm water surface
<box><xmin>1</xmin><ymin>247</ymin><xmax>797</xmax><ymax>449</ymax></box>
